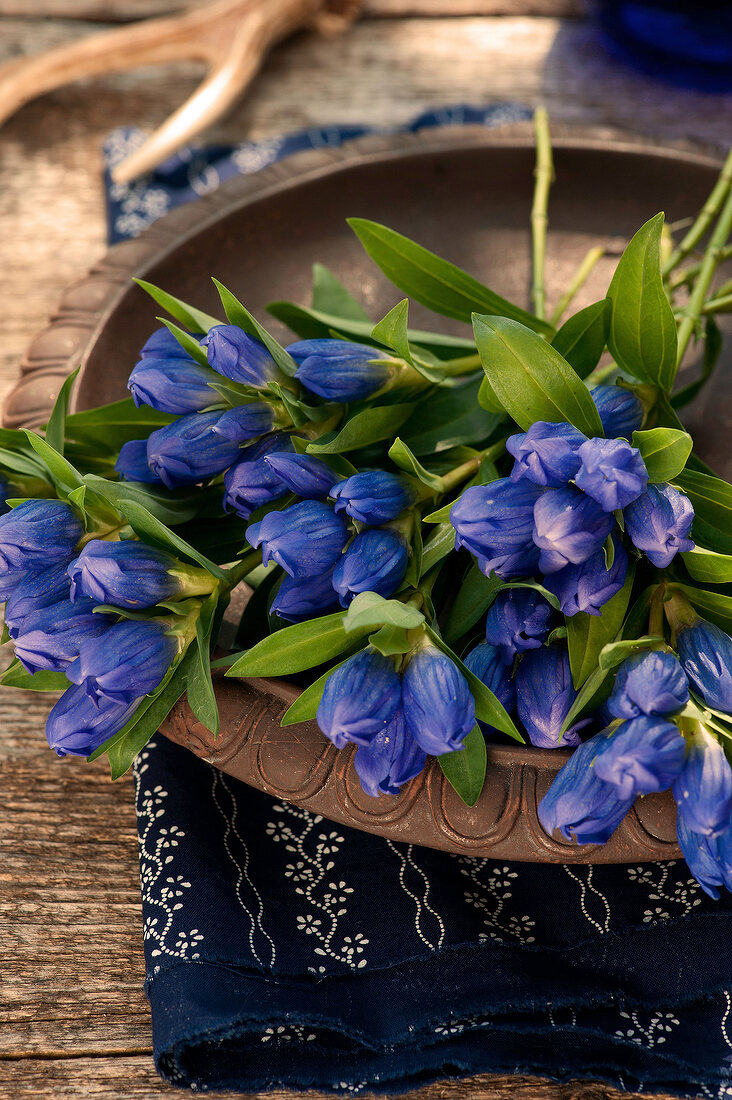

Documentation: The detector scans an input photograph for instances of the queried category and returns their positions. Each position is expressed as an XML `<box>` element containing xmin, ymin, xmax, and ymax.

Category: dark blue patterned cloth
<box><xmin>106</xmin><ymin>107</ymin><xmax>732</xmax><ymax>1095</ymax></box>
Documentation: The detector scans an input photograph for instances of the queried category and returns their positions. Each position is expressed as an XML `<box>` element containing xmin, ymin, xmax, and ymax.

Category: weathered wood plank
<box><xmin>0</xmin><ymin>1</ymin><xmax>582</xmax><ymax>19</ymax></box>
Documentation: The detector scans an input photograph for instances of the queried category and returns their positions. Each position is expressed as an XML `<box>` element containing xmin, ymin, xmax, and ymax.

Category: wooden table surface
<box><xmin>2</xmin><ymin>3</ymin><xmax>732</xmax><ymax>1097</ymax></box>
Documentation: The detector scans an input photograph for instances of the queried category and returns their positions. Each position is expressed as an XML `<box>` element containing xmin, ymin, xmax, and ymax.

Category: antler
<box><xmin>0</xmin><ymin>0</ymin><xmax>362</xmax><ymax>184</ymax></box>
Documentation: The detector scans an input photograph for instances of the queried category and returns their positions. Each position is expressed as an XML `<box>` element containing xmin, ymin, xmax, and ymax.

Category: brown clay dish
<box><xmin>10</xmin><ymin>126</ymin><xmax>732</xmax><ymax>860</ymax></box>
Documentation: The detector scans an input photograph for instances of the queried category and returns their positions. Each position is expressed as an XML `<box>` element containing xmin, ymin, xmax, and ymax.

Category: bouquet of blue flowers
<box><xmin>2</xmin><ymin>112</ymin><xmax>732</xmax><ymax>896</ymax></box>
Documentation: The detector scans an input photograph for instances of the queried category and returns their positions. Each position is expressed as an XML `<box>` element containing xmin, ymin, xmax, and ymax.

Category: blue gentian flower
<box><xmin>677</xmin><ymin>620</ymin><xmax>732</xmax><ymax>715</ymax></box>
<box><xmin>574</xmin><ymin>437</ymin><xmax>648</xmax><ymax>512</ymax></box>
<box><xmin>0</xmin><ymin>499</ymin><xmax>82</xmax><ymax>574</ymax></box>
<box><xmin>543</xmin><ymin>535</ymin><xmax>627</xmax><ymax>617</ymax></box>
<box><xmin>67</xmin><ymin>619</ymin><xmax>177</xmax><ymax>706</ymax></box>
<box><xmin>115</xmin><ymin>439</ymin><xmax>161</xmax><ymax>484</ymax></box>
<box><xmin>515</xmin><ymin>645</ymin><xmax>583</xmax><ymax>749</ymax></box>
<box><xmin>128</xmin><ymin>357</ymin><xmax>219</xmax><ymax>415</ymax></box>
<box><xmin>317</xmin><ymin>648</ymin><xmax>401</xmax><ymax>749</ymax></box>
<box><xmin>450</xmin><ymin>479</ymin><xmax>543</xmax><ymax>579</ymax></box>
<box><xmin>623</xmin><ymin>482</ymin><xmax>694</xmax><ymax>567</ymax></box>
<box><xmin>146</xmin><ymin>411</ymin><xmax>245</xmax><ymax>488</ymax></box>
<box><xmin>538</xmin><ymin>731</ymin><xmax>635</xmax><ymax>844</ymax></box>
<box><xmin>223</xmin><ymin>435</ymin><xmax>293</xmax><ymax>518</ymax></box>
<box><xmin>677</xmin><ymin>817</ymin><xmax>732</xmax><ymax>899</ymax></box>
<box><xmin>672</xmin><ymin>728</ymin><xmax>732</xmax><ymax>837</ymax></box>
<box><xmin>68</xmin><ymin>540</ymin><xmax>183</xmax><ymax>609</ymax></box>
<box><xmin>4</xmin><ymin>561</ymin><xmax>72</xmax><ymax>638</ymax></box>
<box><xmin>289</xmin><ymin>339</ymin><xmax>391</xmax><ymax>401</ymax></box>
<box><xmin>331</xmin><ymin>529</ymin><xmax>408</xmax><ymax>606</ymax></box>
<box><xmin>210</xmin><ymin>402</ymin><xmax>275</xmax><ymax>443</ymax></box>
<box><xmin>401</xmin><ymin>643</ymin><xmax>476</xmax><ymax>756</ymax></box>
<box><xmin>532</xmin><ymin>486</ymin><xmax>614</xmax><ymax>574</ymax></box>
<box><xmin>463</xmin><ymin>642</ymin><xmax>516</xmax><ymax>734</ymax></box>
<box><xmin>202</xmin><ymin>325</ymin><xmax>279</xmax><ymax>387</ymax></box>
<box><xmin>46</xmin><ymin>684</ymin><xmax>138</xmax><ymax>758</ymax></box>
<box><xmin>593</xmin><ymin>715</ymin><xmax>687</xmax><ymax>798</ymax></box>
<box><xmin>590</xmin><ymin>384</ymin><xmax>644</xmax><ymax>439</ymax></box>
<box><xmin>263</xmin><ymin>452</ymin><xmax>339</xmax><ymax>500</ymax></box>
<box><xmin>270</xmin><ymin>569</ymin><xmax>340</xmax><ymax>622</ymax></box>
<box><xmin>139</xmin><ymin>326</ymin><xmax>198</xmax><ymax>360</ymax></box>
<box><xmin>506</xmin><ymin>421</ymin><xmax>587</xmax><ymax>488</ymax></box>
<box><xmin>607</xmin><ymin>650</ymin><xmax>689</xmax><ymax>720</ymax></box>
<box><xmin>484</xmin><ymin>588</ymin><xmax>554</xmax><ymax>664</ymax></box>
<box><xmin>354</xmin><ymin>705</ymin><xmax>427</xmax><ymax>797</ymax></box>
<box><xmin>246</xmin><ymin>500</ymin><xmax>349</xmax><ymax>577</ymax></box>
<box><xmin>330</xmin><ymin>471</ymin><xmax>415</xmax><ymax>525</ymax></box>
<box><xmin>14</xmin><ymin>598</ymin><xmax>112</xmax><ymax>674</ymax></box>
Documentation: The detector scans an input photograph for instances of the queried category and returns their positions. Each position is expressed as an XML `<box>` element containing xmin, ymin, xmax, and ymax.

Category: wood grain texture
<box><xmin>0</xmin><ymin>1</ymin><xmax>582</xmax><ymax>19</ymax></box>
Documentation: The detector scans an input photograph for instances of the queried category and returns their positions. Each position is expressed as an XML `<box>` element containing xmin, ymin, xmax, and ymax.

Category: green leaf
<box><xmin>560</xmin><ymin>664</ymin><xmax>612</xmax><ymax>735</ymax></box>
<box><xmin>83</xmin><ymin>474</ymin><xmax>201</xmax><ymax>527</ymax></box>
<box><xmin>439</xmin><ymin>725</ymin><xmax>487</xmax><ymax>807</ymax></box>
<box><xmin>682</xmin><ymin>547</ymin><xmax>732</xmax><ymax>584</ymax></box>
<box><xmin>606</xmin><ymin>213</ymin><xmax>678</xmax><ymax>391</ymax></box>
<box><xmin>368</xmin><ymin>624</ymin><xmax>412</xmax><ymax>656</ymax></box>
<box><xmin>673</xmin><ymin>584</ymin><xmax>732</xmax><ymax>633</ymax></box>
<box><xmin>425</xmin><ymin>627</ymin><xmax>522</xmax><ymax>742</ymax></box>
<box><xmin>371</xmin><ymin>299</ymin><xmax>414</xmax><ymax>364</ymax></box>
<box><xmin>551</xmin><ymin>299</ymin><xmax>610</xmax><ymax>379</ymax></box>
<box><xmin>106</xmin><ymin>497</ymin><xmax>226</xmax><ymax>579</ymax></box>
<box><xmin>226</xmin><ymin>611</ymin><xmax>362</xmax><ymax>677</ymax></box>
<box><xmin>311</xmin><ymin>263</ymin><xmax>371</xmax><ymax>323</ymax></box>
<box><xmin>134</xmin><ymin>278</ymin><xmax>221</xmax><ymax>333</ymax></box>
<box><xmin>186</xmin><ymin>595</ymin><xmax>219</xmax><ymax>735</ymax></box>
<box><xmin>674</xmin><ymin>469</ymin><xmax>732</xmax><ymax>554</ymax></box>
<box><xmin>0</xmin><ymin>661</ymin><xmax>70</xmax><ymax>691</ymax></box>
<box><xmin>420</xmin><ymin>523</ymin><xmax>456</xmax><ymax>576</ymax></box>
<box><xmin>566</xmin><ymin>566</ymin><xmax>635</xmax><ymax>688</ymax></box>
<box><xmin>472</xmin><ymin>315</ymin><xmax>604</xmax><ymax>436</ymax></box>
<box><xmin>64</xmin><ymin>397</ymin><xmax>173</xmax><ymax>454</ymax></box>
<box><xmin>444</xmin><ymin>564</ymin><xmax>501</xmax><ymax>643</ymax></box>
<box><xmin>388</xmin><ymin>438</ymin><xmax>444</xmax><ymax>490</ymax></box>
<box><xmin>158</xmin><ymin>318</ymin><xmax>209</xmax><ymax>367</ymax></box>
<box><xmin>44</xmin><ymin>366</ymin><xmax>80</xmax><ymax>455</ymax></box>
<box><xmin>348</xmin><ymin>218</ymin><xmax>554</xmax><ymax>336</ymax></box>
<box><xmin>632</xmin><ymin>428</ymin><xmax>692</xmax><ymax>482</ymax></box>
<box><xmin>307</xmin><ymin>404</ymin><xmax>414</xmax><ymax>455</ymax></box>
<box><xmin>598</xmin><ymin>636</ymin><xmax>665</xmax><ymax>670</ymax></box>
<box><xmin>402</xmin><ymin>376</ymin><xmax>502</xmax><ymax>455</ymax></box>
<box><xmin>477</xmin><ymin>374</ymin><xmax>506</xmax><ymax>414</ymax></box>
<box><xmin>212</xmin><ymin>279</ymin><xmax>298</xmax><ymax>377</ymax></box>
<box><xmin>343</xmin><ymin>592</ymin><xmax>424</xmax><ymax>634</ymax></box>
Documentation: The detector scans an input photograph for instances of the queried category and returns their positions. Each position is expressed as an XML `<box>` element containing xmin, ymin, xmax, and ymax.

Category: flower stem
<box><xmin>676</xmin><ymin>184</ymin><xmax>732</xmax><ymax>368</ymax></box>
<box><xmin>702</xmin><ymin>292</ymin><xmax>732</xmax><ymax>315</ymax></box>
<box><xmin>224</xmin><ymin>550</ymin><xmax>262</xmax><ymax>588</ymax></box>
<box><xmin>439</xmin><ymin>353</ymin><xmax>482</xmax><ymax>375</ymax></box>
<box><xmin>531</xmin><ymin>107</ymin><xmax>553</xmax><ymax>321</ymax></box>
<box><xmin>667</xmin><ymin>244</ymin><xmax>732</xmax><ymax>290</ymax></box>
<box><xmin>662</xmin><ymin>146</ymin><xmax>732</xmax><ymax>276</ymax></box>
<box><xmin>549</xmin><ymin>245</ymin><xmax>605</xmax><ymax>327</ymax></box>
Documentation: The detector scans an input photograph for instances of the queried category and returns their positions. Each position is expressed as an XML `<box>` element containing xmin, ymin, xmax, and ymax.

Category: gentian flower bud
<box><xmin>202</xmin><ymin>325</ymin><xmax>279</xmax><ymax>387</ymax></box>
<box><xmin>532</xmin><ymin>486</ymin><xmax>614</xmax><ymax>574</ymax></box>
<box><xmin>538</xmin><ymin>731</ymin><xmax>635</xmax><ymax>844</ymax></box>
<box><xmin>593</xmin><ymin>715</ymin><xmax>687</xmax><ymax>798</ymax></box>
<box><xmin>506</xmin><ymin>421</ymin><xmax>586</xmax><ymax>488</ymax></box>
<box><xmin>0</xmin><ymin>500</ymin><xmax>82</xmax><ymax>574</ymax></box>
<box><xmin>270</xmin><ymin>569</ymin><xmax>340</xmax><ymax>622</ymax></box>
<box><xmin>128</xmin><ymin>357</ymin><xmax>219</xmax><ymax>415</ymax></box>
<box><xmin>463</xmin><ymin>642</ymin><xmax>516</xmax><ymax>734</ymax></box>
<box><xmin>246</xmin><ymin>500</ymin><xmax>349</xmax><ymax>577</ymax></box>
<box><xmin>210</xmin><ymin>402</ymin><xmax>275</xmax><ymax>443</ymax></box>
<box><xmin>672</xmin><ymin>727</ymin><xmax>732</xmax><ymax>836</ymax></box>
<box><xmin>332</xmin><ymin>529</ymin><xmax>408</xmax><ymax>606</ymax></box>
<box><xmin>574</xmin><ymin>437</ymin><xmax>648</xmax><ymax>512</ymax></box>
<box><xmin>140</xmin><ymin>326</ymin><xmax>197</xmax><ymax>360</ymax></box>
<box><xmin>4</xmin><ymin>561</ymin><xmax>72</xmax><ymax>638</ymax></box>
<box><xmin>676</xmin><ymin>816</ymin><xmax>729</xmax><ymax>899</ymax></box>
<box><xmin>515</xmin><ymin>645</ymin><xmax>583</xmax><ymax>749</ymax></box>
<box><xmin>450</xmin><ymin>479</ymin><xmax>542</xmax><ymax>579</ymax></box>
<box><xmin>317</xmin><ymin>648</ymin><xmax>401</xmax><ymax>749</ymax></box>
<box><xmin>263</xmin><ymin>453</ymin><xmax>339</xmax><ymax>500</ymax></box>
<box><xmin>484</xmin><ymin>588</ymin><xmax>554</xmax><ymax>664</ymax></box>
<box><xmin>289</xmin><ymin>339</ymin><xmax>391</xmax><ymax>402</ymax></box>
<box><xmin>330</xmin><ymin>471</ymin><xmax>415</xmax><ymax>525</ymax></box>
<box><xmin>14</xmin><ymin>598</ymin><xmax>112</xmax><ymax>673</ymax></box>
<box><xmin>623</xmin><ymin>483</ymin><xmax>694</xmax><ymax>567</ymax></box>
<box><xmin>146</xmin><ymin>411</ymin><xmax>244</xmax><ymax>488</ymax></box>
<box><xmin>607</xmin><ymin>650</ymin><xmax>689</xmax><ymax>720</ymax></box>
<box><xmin>223</xmin><ymin>435</ymin><xmax>293</xmax><ymax>518</ymax></box>
<box><xmin>402</xmin><ymin>643</ymin><xmax>476</xmax><ymax>756</ymax></box>
<box><xmin>677</xmin><ymin>620</ymin><xmax>732</xmax><ymax>715</ymax></box>
<box><xmin>46</xmin><ymin>683</ymin><xmax>138</xmax><ymax>758</ymax></box>
<box><xmin>67</xmin><ymin>619</ymin><xmax>177</xmax><ymax>706</ymax></box>
<box><xmin>115</xmin><ymin>439</ymin><xmax>160</xmax><ymax>484</ymax></box>
<box><xmin>354</xmin><ymin>706</ymin><xmax>427</xmax><ymax>797</ymax></box>
<box><xmin>68</xmin><ymin>539</ymin><xmax>194</xmax><ymax>609</ymax></box>
<box><xmin>543</xmin><ymin>535</ymin><xmax>627</xmax><ymax>617</ymax></box>
<box><xmin>590</xmin><ymin>385</ymin><xmax>644</xmax><ymax>439</ymax></box>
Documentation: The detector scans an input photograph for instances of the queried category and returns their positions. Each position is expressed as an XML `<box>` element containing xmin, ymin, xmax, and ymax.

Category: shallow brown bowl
<box><xmin>11</xmin><ymin>126</ymin><xmax>732</xmax><ymax>860</ymax></box>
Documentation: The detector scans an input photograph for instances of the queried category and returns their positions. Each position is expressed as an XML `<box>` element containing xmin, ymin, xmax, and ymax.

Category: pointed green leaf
<box><xmin>212</xmin><ymin>279</ymin><xmax>297</xmax><ymax>377</ymax></box>
<box><xmin>371</xmin><ymin>299</ymin><xmax>414</xmax><ymax>365</ymax></box>
<box><xmin>566</xmin><ymin>566</ymin><xmax>635</xmax><ymax>688</ymax></box>
<box><xmin>444</xmin><ymin>564</ymin><xmax>501</xmax><ymax>643</ymax></box>
<box><xmin>368</xmin><ymin>624</ymin><xmax>412</xmax><ymax>657</ymax></box>
<box><xmin>551</xmin><ymin>299</ymin><xmax>610</xmax><ymax>379</ymax></box>
<box><xmin>186</xmin><ymin>595</ymin><xmax>219</xmax><ymax>735</ymax></box>
<box><xmin>312</xmin><ymin>263</ymin><xmax>371</xmax><ymax>322</ymax></box>
<box><xmin>598</xmin><ymin>635</ymin><xmax>665</xmax><ymax>671</ymax></box>
<box><xmin>674</xmin><ymin>469</ymin><xmax>732</xmax><ymax>554</ymax></box>
<box><xmin>105</xmin><ymin>496</ymin><xmax>226</xmax><ymax>579</ymax></box>
<box><xmin>0</xmin><ymin>661</ymin><xmax>70</xmax><ymax>692</ymax></box>
<box><xmin>44</xmin><ymin>366</ymin><xmax>80</xmax><ymax>455</ymax></box>
<box><xmin>307</xmin><ymin>404</ymin><xmax>414</xmax><ymax>455</ymax></box>
<box><xmin>226</xmin><ymin>612</ymin><xmax>364</xmax><ymax>677</ymax></box>
<box><xmin>682</xmin><ymin>547</ymin><xmax>732</xmax><ymax>584</ymax></box>
<box><xmin>673</xmin><ymin>584</ymin><xmax>732</xmax><ymax>634</ymax></box>
<box><xmin>157</xmin><ymin>318</ymin><xmax>209</xmax><ymax>367</ymax></box>
<box><xmin>388</xmin><ymin>438</ymin><xmax>444</xmax><ymax>490</ymax></box>
<box><xmin>343</xmin><ymin>592</ymin><xmax>424</xmax><ymax>634</ymax></box>
<box><xmin>134</xmin><ymin>278</ymin><xmax>221</xmax><ymax>333</ymax></box>
<box><xmin>402</xmin><ymin>376</ymin><xmax>501</xmax><ymax>455</ymax></box>
<box><xmin>439</xmin><ymin>725</ymin><xmax>487</xmax><ymax>807</ymax></box>
<box><xmin>632</xmin><ymin>428</ymin><xmax>692</xmax><ymax>482</ymax></box>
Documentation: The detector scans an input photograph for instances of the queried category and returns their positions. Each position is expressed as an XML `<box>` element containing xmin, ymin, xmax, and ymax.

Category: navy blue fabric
<box><xmin>107</xmin><ymin>106</ymin><xmax>732</xmax><ymax>1094</ymax></box>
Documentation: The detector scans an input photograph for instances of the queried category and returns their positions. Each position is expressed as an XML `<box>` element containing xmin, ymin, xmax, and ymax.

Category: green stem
<box><xmin>676</xmin><ymin>185</ymin><xmax>732</xmax><ymax>367</ymax></box>
<box><xmin>549</xmin><ymin>245</ymin><xmax>605</xmax><ymax>327</ymax></box>
<box><xmin>702</xmin><ymin>293</ymin><xmax>732</xmax><ymax>315</ymax></box>
<box><xmin>439</xmin><ymin>353</ymin><xmax>482</xmax><ymax>375</ymax></box>
<box><xmin>667</xmin><ymin>244</ymin><xmax>732</xmax><ymax>290</ymax></box>
<box><xmin>224</xmin><ymin>550</ymin><xmax>262</xmax><ymax>588</ymax></box>
<box><xmin>531</xmin><ymin>107</ymin><xmax>553</xmax><ymax>321</ymax></box>
<box><xmin>662</xmin><ymin>146</ymin><xmax>732</xmax><ymax>276</ymax></box>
